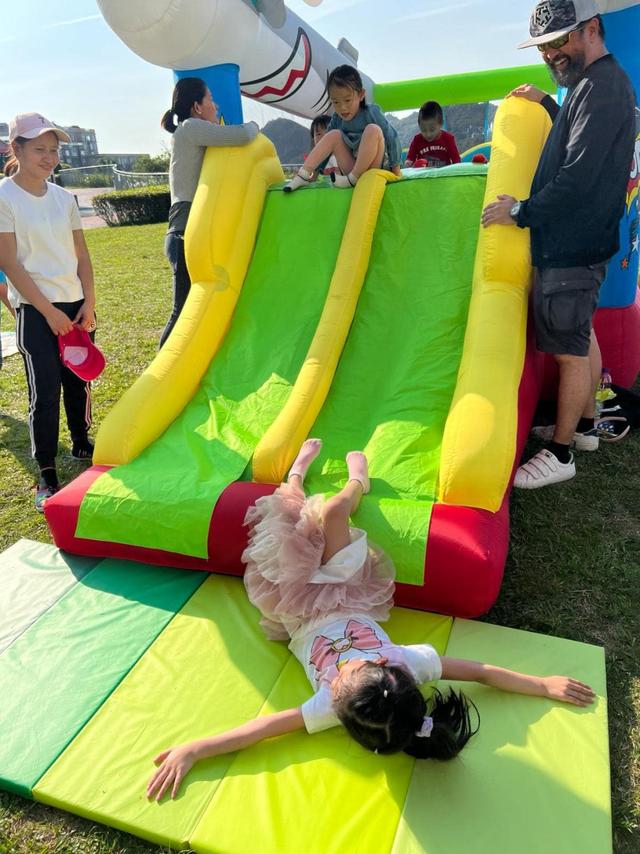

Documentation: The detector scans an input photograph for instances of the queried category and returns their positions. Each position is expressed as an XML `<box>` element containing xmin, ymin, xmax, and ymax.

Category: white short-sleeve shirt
<box><xmin>291</xmin><ymin>614</ymin><xmax>442</xmax><ymax>733</ymax></box>
<box><xmin>0</xmin><ymin>177</ymin><xmax>83</xmax><ymax>307</ymax></box>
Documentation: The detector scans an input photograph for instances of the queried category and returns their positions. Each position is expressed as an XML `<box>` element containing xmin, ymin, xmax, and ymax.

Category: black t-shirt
<box><xmin>517</xmin><ymin>54</ymin><xmax>637</xmax><ymax>268</ymax></box>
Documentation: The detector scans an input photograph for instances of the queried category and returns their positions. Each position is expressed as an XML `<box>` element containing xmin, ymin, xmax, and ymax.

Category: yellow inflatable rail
<box><xmin>94</xmin><ymin>135</ymin><xmax>284</xmax><ymax>466</ymax></box>
<box><xmin>251</xmin><ymin>169</ymin><xmax>397</xmax><ymax>484</ymax></box>
<box><xmin>438</xmin><ymin>98</ymin><xmax>552</xmax><ymax>511</ymax></box>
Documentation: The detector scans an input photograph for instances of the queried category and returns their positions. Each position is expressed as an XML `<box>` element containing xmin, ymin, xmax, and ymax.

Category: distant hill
<box><xmin>261</xmin><ymin>118</ymin><xmax>310</xmax><ymax>165</ymax></box>
<box><xmin>261</xmin><ymin>102</ymin><xmax>497</xmax><ymax>166</ymax></box>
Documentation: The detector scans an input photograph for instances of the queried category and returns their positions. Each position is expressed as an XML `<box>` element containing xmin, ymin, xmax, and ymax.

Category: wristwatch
<box><xmin>510</xmin><ymin>200</ymin><xmax>521</xmax><ymax>222</ymax></box>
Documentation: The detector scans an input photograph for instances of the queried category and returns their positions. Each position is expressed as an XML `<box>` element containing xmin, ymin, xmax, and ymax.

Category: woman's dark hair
<box><xmin>419</xmin><ymin>101</ymin><xmax>444</xmax><ymax>124</ymax></box>
<box><xmin>327</xmin><ymin>65</ymin><xmax>367</xmax><ymax>107</ymax></box>
<box><xmin>310</xmin><ymin>114</ymin><xmax>332</xmax><ymax>144</ymax></box>
<box><xmin>4</xmin><ymin>138</ymin><xmax>25</xmax><ymax>177</ymax></box>
<box><xmin>333</xmin><ymin>662</ymin><xmax>479</xmax><ymax>760</ymax></box>
<box><xmin>161</xmin><ymin>77</ymin><xmax>208</xmax><ymax>134</ymax></box>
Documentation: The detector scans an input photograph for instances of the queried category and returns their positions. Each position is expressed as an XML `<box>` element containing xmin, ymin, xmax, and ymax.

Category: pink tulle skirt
<box><xmin>242</xmin><ymin>482</ymin><xmax>396</xmax><ymax>641</ymax></box>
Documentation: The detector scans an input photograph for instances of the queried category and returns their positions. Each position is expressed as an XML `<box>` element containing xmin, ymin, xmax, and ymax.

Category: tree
<box><xmin>132</xmin><ymin>153</ymin><xmax>170</xmax><ymax>173</ymax></box>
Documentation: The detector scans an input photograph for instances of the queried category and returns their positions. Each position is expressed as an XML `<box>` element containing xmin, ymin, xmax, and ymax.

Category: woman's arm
<box><xmin>0</xmin><ymin>233</ymin><xmax>73</xmax><ymax>334</ymax></box>
<box><xmin>72</xmin><ymin>230</ymin><xmax>96</xmax><ymax>330</ymax></box>
<box><xmin>146</xmin><ymin>707</ymin><xmax>305</xmax><ymax>801</ymax></box>
<box><xmin>440</xmin><ymin>657</ymin><xmax>596</xmax><ymax>706</ymax></box>
<box><xmin>182</xmin><ymin>118</ymin><xmax>260</xmax><ymax>148</ymax></box>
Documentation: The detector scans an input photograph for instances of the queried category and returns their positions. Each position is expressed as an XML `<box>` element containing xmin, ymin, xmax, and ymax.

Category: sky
<box><xmin>0</xmin><ymin>0</ymin><xmax>543</xmax><ymax>156</ymax></box>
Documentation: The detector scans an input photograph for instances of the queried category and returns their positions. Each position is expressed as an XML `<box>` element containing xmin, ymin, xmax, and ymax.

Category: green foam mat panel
<box><xmin>0</xmin><ymin>557</ymin><xmax>205</xmax><ymax>797</ymax></box>
<box><xmin>0</xmin><ymin>539</ymin><xmax>100</xmax><ymax>655</ymax></box>
<box><xmin>392</xmin><ymin>619</ymin><xmax>611</xmax><ymax>854</ymax></box>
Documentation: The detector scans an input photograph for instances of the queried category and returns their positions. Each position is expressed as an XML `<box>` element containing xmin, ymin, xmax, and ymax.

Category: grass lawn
<box><xmin>0</xmin><ymin>222</ymin><xmax>638</xmax><ymax>853</ymax></box>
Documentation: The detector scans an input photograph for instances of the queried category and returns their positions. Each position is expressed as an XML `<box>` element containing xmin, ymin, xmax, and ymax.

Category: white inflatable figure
<box><xmin>96</xmin><ymin>0</ymin><xmax>372</xmax><ymax>120</ymax></box>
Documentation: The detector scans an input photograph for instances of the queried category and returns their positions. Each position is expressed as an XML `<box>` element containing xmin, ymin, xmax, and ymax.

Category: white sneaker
<box><xmin>514</xmin><ymin>449</ymin><xmax>576</xmax><ymax>489</ymax></box>
<box><xmin>530</xmin><ymin>425</ymin><xmax>599</xmax><ymax>452</ymax></box>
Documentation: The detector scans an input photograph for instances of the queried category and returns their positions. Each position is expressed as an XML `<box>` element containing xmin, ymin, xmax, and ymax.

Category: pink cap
<box><xmin>58</xmin><ymin>327</ymin><xmax>106</xmax><ymax>382</ymax></box>
<box><xmin>9</xmin><ymin>113</ymin><xmax>70</xmax><ymax>144</ymax></box>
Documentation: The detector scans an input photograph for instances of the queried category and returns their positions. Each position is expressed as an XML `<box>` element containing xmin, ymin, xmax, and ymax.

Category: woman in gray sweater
<box><xmin>159</xmin><ymin>78</ymin><xmax>259</xmax><ymax>347</ymax></box>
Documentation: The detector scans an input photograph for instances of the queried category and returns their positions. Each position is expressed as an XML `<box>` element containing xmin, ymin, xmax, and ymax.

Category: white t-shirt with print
<box><xmin>290</xmin><ymin>614</ymin><xmax>442</xmax><ymax>733</ymax></box>
<box><xmin>0</xmin><ymin>177</ymin><xmax>83</xmax><ymax>307</ymax></box>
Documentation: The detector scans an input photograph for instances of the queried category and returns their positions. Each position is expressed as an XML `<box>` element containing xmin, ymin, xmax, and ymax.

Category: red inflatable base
<box><xmin>45</xmin><ymin>470</ymin><xmax>509</xmax><ymax>618</ymax></box>
<box><xmin>45</xmin><ymin>328</ymin><xmax>543</xmax><ymax>618</ymax></box>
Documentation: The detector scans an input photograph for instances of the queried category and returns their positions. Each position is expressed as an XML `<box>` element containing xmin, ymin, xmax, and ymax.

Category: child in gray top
<box><xmin>285</xmin><ymin>65</ymin><xmax>402</xmax><ymax>192</ymax></box>
<box><xmin>159</xmin><ymin>78</ymin><xmax>258</xmax><ymax>347</ymax></box>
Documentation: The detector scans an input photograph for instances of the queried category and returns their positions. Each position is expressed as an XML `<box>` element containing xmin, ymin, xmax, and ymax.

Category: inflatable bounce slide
<box><xmin>46</xmin><ymin>97</ymin><xmax>548</xmax><ymax>617</ymax></box>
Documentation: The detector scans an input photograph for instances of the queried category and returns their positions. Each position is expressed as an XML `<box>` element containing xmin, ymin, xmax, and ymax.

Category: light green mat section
<box><xmin>391</xmin><ymin>619</ymin><xmax>611</xmax><ymax>854</ymax></box>
<box><xmin>75</xmin><ymin>188</ymin><xmax>351</xmax><ymax>558</ymax></box>
<box><xmin>0</xmin><ymin>559</ymin><xmax>204</xmax><ymax>798</ymax></box>
<box><xmin>0</xmin><ymin>538</ymin><xmax>100</xmax><ymax>655</ymax></box>
<box><xmin>302</xmin><ymin>174</ymin><xmax>485</xmax><ymax>584</ymax></box>
<box><xmin>34</xmin><ymin>575</ymin><xmax>451</xmax><ymax>851</ymax></box>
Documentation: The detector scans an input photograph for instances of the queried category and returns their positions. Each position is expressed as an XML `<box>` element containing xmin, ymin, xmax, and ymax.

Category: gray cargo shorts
<box><xmin>532</xmin><ymin>263</ymin><xmax>607</xmax><ymax>357</ymax></box>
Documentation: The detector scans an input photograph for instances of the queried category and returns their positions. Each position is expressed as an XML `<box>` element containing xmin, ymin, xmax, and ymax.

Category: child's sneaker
<box><xmin>530</xmin><ymin>424</ymin><xmax>599</xmax><ymax>451</ymax></box>
<box><xmin>71</xmin><ymin>440</ymin><xmax>94</xmax><ymax>462</ymax></box>
<box><xmin>35</xmin><ymin>479</ymin><xmax>59</xmax><ymax>512</ymax></box>
<box><xmin>514</xmin><ymin>449</ymin><xmax>576</xmax><ymax>489</ymax></box>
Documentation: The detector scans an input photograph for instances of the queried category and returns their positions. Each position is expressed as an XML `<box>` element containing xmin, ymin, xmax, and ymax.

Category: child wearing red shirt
<box><xmin>406</xmin><ymin>101</ymin><xmax>461</xmax><ymax>168</ymax></box>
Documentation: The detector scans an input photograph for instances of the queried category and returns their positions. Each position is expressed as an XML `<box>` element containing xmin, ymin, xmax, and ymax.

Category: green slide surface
<box><xmin>304</xmin><ymin>171</ymin><xmax>486</xmax><ymax>584</ymax></box>
<box><xmin>75</xmin><ymin>189</ymin><xmax>351</xmax><ymax>557</ymax></box>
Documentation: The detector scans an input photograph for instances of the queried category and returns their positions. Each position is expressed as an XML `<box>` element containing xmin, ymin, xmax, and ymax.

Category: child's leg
<box><xmin>321</xmin><ymin>480</ymin><xmax>363</xmax><ymax>563</ymax></box>
<box><xmin>321</xmin><ymin>451</ymin><xmax>370</xmax><ymax>563</ymax></box>
<box><xmin>284</xmin><ymin>131</ymin><xmax>354</xmax><ymax>192</ymax></box>
<box><xmin>352</xmin><ymin>125</ymin><xmax>385</xmax><ymax>177</ymax></box>
<box><xmin>287</xmin><ymin>438</ymin><xmax>322</xmax><ymax>495</ymax></box>
<box><xmin>332</xmin><ymin>126</ymin><xmax>385</xmax><ymax>188</ymax></box>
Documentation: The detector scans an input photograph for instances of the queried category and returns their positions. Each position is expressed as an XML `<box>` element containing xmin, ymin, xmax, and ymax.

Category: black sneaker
<box><xmin>71</xmin><ymin>440</ymin><xmax>94</xmax><ymax>462</ymax></box>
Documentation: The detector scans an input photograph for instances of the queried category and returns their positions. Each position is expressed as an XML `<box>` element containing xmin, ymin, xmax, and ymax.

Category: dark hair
<box><xmin>327</xmin><ymin>65</ymin><xmax>367</xmax><ymax>107</ymax></box>
<box><xmin>310</xmin><ymin>114</ymin><xmax>331</xmax><ymax>144</ymax></box>
<box><xmin>4</xmin><ymin>137</ymin><xmax>26</xmax><ymax>177</ymax></box>
<box><xmin>333</xmin><ymin>662</ymin><xmax>479</xmax><ymax>760</ymax></box>
<box><xmin>419</xmin><ymin>101</ymin><xmax>444</xmax><ymax>124</ymax></box>
<box><xmin>161</xmin><ymin>77</ymin><xmax>208</xmax><ymax>134</ymax></box>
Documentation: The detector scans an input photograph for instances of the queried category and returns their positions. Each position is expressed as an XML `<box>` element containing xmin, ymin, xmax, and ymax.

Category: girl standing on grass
<box><xmin>0</xmin><ymin>113</ymin><xmax>97</xmax><ymax>511</ymax></box>
<box><xmin>159</xmin><ymin>77</ymin><xmax>259</xmax><ymax>347</ymax></box>
<box><xmin>285</xmin><ymin>65</ymin><xmax>403</xmax><ymax>192</ymax></box>
<box><xmin>147</xmin><ymin>440</ymin><xmax>595</xmax><ymax>800</ymax></box>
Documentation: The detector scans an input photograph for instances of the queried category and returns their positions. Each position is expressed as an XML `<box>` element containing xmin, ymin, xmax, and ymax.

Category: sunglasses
<box><xmin>537</xmin><ymin>23</ymin><xmax>585</xmax><ymax>52</ymax></box>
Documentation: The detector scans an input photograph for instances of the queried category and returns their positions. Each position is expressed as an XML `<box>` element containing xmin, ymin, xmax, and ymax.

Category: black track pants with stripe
<box><xmin>15</xmin><ymin>300</ymin><xmax>92</xmax><ymax>471</ymax></box>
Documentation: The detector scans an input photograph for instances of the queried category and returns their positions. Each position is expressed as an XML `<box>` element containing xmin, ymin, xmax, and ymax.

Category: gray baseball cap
<box><xmin>518</xmin><ymin>0</ymin><xmax>601</xmax><ymax>49</ymax></box>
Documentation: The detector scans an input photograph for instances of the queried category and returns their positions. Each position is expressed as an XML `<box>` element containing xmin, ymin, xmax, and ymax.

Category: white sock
<box><xmin>284</xmin><ymin>167</ymin><xmax>313</xmax><ymax>193</ymax></box>
<box><xmin>331</xmin><ymin>171</ymin><xmax>357</xmax><ymax>189</ymax></box>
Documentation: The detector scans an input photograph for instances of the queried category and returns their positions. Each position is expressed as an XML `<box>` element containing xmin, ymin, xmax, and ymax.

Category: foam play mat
<box><xmin>0</xmin><ymin>540</ymin><xmax>611</xmax><ymax>853</ymax></box>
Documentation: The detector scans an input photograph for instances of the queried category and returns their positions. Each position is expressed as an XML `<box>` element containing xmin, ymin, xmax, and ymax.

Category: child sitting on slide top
<box><xmin>284</xmin><ymin>65</ymin><xmax>402</xmax><ymax>192</ymax></box>
<box><xmin>405</xmin><ymin>100</ymin><xmax>461</xmax><ymax>168</ymax></box>
<box><xmin>147</xmin><ymin>440</ymin><xmax>595</xmax><ymax>800</ymax></box>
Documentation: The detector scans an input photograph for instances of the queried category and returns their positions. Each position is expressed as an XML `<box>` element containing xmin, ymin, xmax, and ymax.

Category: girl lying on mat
<box><xmin>147</xmin><ymin>440</ymin><xmax>595</xmax><ymax>800</ymax></box>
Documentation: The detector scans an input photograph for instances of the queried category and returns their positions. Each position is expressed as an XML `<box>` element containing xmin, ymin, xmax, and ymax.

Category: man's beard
<box><xmin>546</xmin><ymin>52</ymin><xmax>587</xmax><ymax>87</ymax></box>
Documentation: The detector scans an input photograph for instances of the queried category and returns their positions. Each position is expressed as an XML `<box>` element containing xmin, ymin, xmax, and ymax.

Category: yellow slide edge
<box><xmin>252</xmin><ymin>169</ymin><xmax>398</xmax><ymax>483</ymax></box>
<box><xmin>94</xmin><ymin>135</ymin><xmax>284</xmax><ymax>466</ymax></box>
<box><xmin>438</xmin><ymin>99</ymin><xmax>552</xmax><ymax>511</ymax></box>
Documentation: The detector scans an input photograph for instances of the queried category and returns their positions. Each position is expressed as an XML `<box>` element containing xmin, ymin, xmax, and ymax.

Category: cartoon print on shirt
<box><xmin>309</xmin><ymin>619</ymin><xmax>383</xmax><ymax>676</ymax></box>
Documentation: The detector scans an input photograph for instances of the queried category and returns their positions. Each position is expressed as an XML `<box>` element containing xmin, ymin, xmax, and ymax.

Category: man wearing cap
<box><xmin>482</xmin><ymin>0</ymin><xmax>636</xmax><ymax>489</ymax></box>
